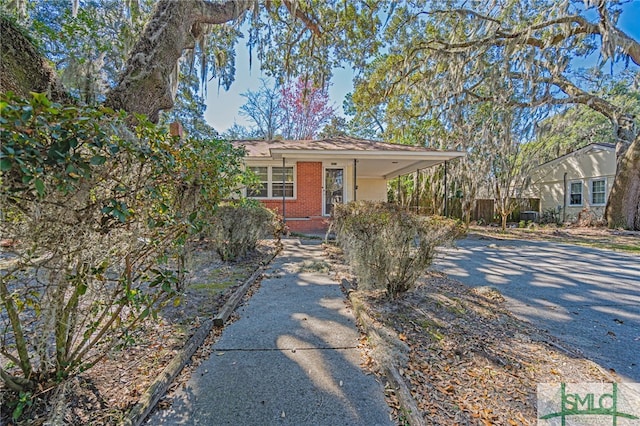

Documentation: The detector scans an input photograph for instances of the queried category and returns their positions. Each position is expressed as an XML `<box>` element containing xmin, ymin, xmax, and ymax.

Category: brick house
<box><xmin>231</xmin><ymin>137</ymin><xmax>464</xmax><ymax>234</ymax></box>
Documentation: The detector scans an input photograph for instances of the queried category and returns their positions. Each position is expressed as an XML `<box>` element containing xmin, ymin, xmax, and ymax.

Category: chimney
<box><xmin>169</xmin><ymin>121</ymin><xmax>183</xmax><ymax>138</ymax></box>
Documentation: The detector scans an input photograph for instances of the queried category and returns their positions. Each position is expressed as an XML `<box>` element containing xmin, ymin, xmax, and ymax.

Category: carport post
<box><xmin>353</xmin><ymin>159</ymin><xmax>358</xmax><ymax>201</ymax></box>
<box><xmin>444</xmin><ymin>160</ymin><xmax>448</xmax><ymax>217</ymax></box>
<box><xmin>415</xmin><ymin>169</ymin><xmax>420</xmax><ymax>214</ymax></box>
<box><xmin>282</xmin><ymin>157</ymin><xmax>286</xmax><ymax>225</ymax></box>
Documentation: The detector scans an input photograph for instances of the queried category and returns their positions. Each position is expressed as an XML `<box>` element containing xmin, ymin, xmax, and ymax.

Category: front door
<box><xmin>324</xmin><ymin>168</ymin><xmax>344</xmax><ymax>216</ymax></box>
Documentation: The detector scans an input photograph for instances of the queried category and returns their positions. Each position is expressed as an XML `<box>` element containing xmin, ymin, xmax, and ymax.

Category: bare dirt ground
<box><xmin>324</xmin><ymin>227</ymin><xmax>634</xmax><ymax>425</ymax></box>
<box><xmin>350</xmin><ymin>274</ymin><xmax>615</xmax><ymax>425</ymax></box>
<box><xmin>3</xmin><ymin>226</ymin><xmax>635</xmax><ymax>425</ymax></box>
<box><xmin>1</xmin><ymin>241</ymin><xmax>277</xmax><ymax>426</ymax></box>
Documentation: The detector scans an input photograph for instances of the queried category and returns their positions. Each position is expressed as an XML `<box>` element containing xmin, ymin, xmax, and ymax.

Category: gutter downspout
<box><xmin>415</xmin><ymin>169</ymin><xmax>420</xmax><ymax>214</ymax></box>
<box><xmin>413</xmin><ymin>169</ymin><xmax>420</xmax><ymax>213</ymax></box>
<box><xmin>282</xmin><ymin>157</ymin><xmax>286</xmax><ymax>227</ymax></box>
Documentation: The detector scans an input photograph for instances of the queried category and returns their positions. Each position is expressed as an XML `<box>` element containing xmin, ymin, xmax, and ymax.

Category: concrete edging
<box><xmin>121</xmin><ymin>246</ymin><xmax>281</xmax><ymax>426</ymax></box>
<box><xmin>349</xmin><ymin>292</ymin><xmax>426</xmax><ymax>426</ymax></box>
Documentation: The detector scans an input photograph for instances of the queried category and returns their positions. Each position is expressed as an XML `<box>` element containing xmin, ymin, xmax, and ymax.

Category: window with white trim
<box><xmin>569</xmin><ymin>181</ymin><xmax>583</xmax><ymax>206</ymax></box>
<box><xmin>591</xmin><ymin>178</ymin><xmax>606</xmax><ymax>205</ymax></box>
<box><xmin>248</xmin><ymin>166</ymin><xmax>268</xmax><ymax>197</ymax></box>
<box><xmin>247</xmin><ymin>166</ymin><xmax>294</xmax><ymax>198</ymax></box>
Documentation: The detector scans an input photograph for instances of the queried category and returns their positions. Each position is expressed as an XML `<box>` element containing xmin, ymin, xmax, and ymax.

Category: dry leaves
<box><xmin>353</xmin><ymin>270</ymin><xmax>615</xmax><ymax>425</ymax></box>
<box><xmin>2</xmin><ymin>242</ymin><xmax>276</xmax><ymax>426</ymax></box>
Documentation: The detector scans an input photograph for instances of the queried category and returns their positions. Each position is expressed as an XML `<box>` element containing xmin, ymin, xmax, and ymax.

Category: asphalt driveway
<box><xmin>433</xmin><ymin>235</ymin><xmax>640</xmax><ymax>382</ymax></box>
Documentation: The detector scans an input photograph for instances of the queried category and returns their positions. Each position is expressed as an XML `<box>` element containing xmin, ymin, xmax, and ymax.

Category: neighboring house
<box><xmin>528</xmin><ymin>143</ymin><xmax>616</xmax><ymax>222</ymax></box>
<box><xmin>231</xmin><ymin>136</ymin><xmax>464</xmax><ymax>233</ymax></box>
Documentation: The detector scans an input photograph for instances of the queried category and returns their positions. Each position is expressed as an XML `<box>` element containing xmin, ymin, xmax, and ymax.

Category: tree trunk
<box><xmin>606</xmin><ymin>134</ymin><xmax>640</xmax><ymax>230</ymax></box>
<box><xmin>0</xmin><ymin>17</ymin><xmax>70</xmax><ymax>102</ymax></box>
<box><xmin>104</xmin><ymin>0</ymin><xmax>251</xmax><ymax>123</ymax></box>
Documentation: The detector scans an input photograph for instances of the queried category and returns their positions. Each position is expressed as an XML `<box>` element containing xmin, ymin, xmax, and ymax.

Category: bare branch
<box><xmin>0</xmin><ymin>367</ymin><xmax>33</xmax><ymax>392</ymax></box>
<box><xmin>546</xmin><ymin>74</ymin><xmax>619</xmax><ymax>121</ymax></box>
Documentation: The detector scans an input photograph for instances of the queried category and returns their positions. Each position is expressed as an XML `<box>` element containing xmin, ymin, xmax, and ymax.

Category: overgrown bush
<box><xmin>541</xmin><ymin>207</ymin><xmax>561</xmax><ymax>225</ymax></box>
<box><xmin>333</xmin><ymin>201</ymin><xmax>463</xmax><ymax>298</ymax></box>
<box><xmin>205</xmin><ymin>200</ymin><xmax>282</xmax><ymax>261</ymax></box>
<box><xmin>0</xmin><ymin>93</ymin><xmax>246</xmax><ymax>414</ymax></box>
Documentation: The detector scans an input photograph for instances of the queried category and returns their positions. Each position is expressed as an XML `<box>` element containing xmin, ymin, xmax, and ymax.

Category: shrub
<box><xmin>206</xmin><ymin>200</ymin><xmax>282</xmax><ymax>261</ymax></box>
<box><xmin>0</xmin><ymin>93</ymin><xmax>246</xmax><ymax>403</ymax></box>
<box><xmin>541</xmin><ymin>207</ymin><xmax>561</xmax><ymax>225</ymax></box>
<box><xmin>333</xmin><ymin>201</ymin><xmax>463</xmax><ymax>298</ymax></box>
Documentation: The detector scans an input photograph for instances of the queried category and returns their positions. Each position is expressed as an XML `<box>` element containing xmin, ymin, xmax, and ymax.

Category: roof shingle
<box><xmin>231</xmin><ymin>136</ymin><xmax>438</xmax><ymax>157</ymax></box>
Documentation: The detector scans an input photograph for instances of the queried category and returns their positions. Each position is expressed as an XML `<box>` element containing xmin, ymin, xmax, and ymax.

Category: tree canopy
<box><xmin>1</xmin><ymin>0</ymin><xmax>638</xmax><ymax>229</ymax></box>
<box><xmin>346</xmin><ymin>0</ymin><xmax>639</xmax><ymax>229</ymax></box>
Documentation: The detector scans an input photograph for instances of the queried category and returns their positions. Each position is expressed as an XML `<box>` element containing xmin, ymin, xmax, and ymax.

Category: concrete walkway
<box><xmin>147</xmin><ymin>239</ymin><xmax>394</xmax><ymax>425</ymax></box>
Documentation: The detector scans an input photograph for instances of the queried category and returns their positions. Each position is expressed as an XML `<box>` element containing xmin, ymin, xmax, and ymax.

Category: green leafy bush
<box><xmin>0</xmin><ymin>93</ymin><xmax>246</xmax><ymax>402</ymax></box>
<box><xmin>333</xmin><ymin>201</ymin><xmax>463</xmax><ymax>298</ymax></box>
<box><xmin>206</xmin><ymin>200</ymin><xmax>282</xmax><ymax>261</ymax></box>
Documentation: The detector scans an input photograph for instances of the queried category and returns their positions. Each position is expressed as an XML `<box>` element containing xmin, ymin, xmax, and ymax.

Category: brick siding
<box><xmin>260</xmin><ymin>162</ymin><xmax>329</xmax><ymax>233</ymax></box>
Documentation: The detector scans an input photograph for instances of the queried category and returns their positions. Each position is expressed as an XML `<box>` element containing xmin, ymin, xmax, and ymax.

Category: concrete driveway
<box><xmin>433</xmin><ymin>235</ymin><xmax>640</xmax><ymax>382</ymax></box>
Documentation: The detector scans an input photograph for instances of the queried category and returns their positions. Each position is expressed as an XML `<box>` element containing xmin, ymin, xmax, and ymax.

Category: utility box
<box><xmin>520</xmin><ymin>211</ymin><xmax>539</xmax><ymax>223</ymax></box>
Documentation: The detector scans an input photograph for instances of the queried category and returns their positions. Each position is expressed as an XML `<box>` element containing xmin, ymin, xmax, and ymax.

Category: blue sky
<box><xmin>204</xmin><ymin>3</ymin><xmax>640</xmax><ymax>133</ymax></box>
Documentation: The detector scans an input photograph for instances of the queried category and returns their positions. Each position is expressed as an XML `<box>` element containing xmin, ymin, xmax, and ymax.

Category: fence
<box><xmin>443</xmin><ymin>198</ymin><xmax>540</xmax><ymax>223</ymax></box>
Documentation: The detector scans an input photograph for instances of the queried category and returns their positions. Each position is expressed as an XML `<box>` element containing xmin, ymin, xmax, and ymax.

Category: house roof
<box><xmin>231</xmin><ymin>136</ymin><xmax>465</xmax><ymax>179</ymax></box>
<box><xmin>235</xmin><ymin>136</ymin><xmax>442</xmax><ymax>156</ymax></box>
<box><xmin>534</xmin><ymin>143</ymin><xmax>616</xmax><ymax>170</ymax></box>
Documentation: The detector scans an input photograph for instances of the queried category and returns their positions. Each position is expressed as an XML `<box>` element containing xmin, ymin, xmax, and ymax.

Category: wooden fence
<box><xmin>444</xmin><ymin>198</ymin><xmax>540</xmax><ymax>223</ymax></box>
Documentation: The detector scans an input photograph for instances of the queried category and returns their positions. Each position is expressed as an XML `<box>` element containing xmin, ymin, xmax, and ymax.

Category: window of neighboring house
<box><xmin>569</xmin><ymin>180</ymin><xmax>583</xmax><ymax>206</ymax></box>
<box><xmin>591</xmin><ymin>178</ymin><xmax>606</xmax><ymax>205</ymax></box>
<box><xmin>247</xmin><ymin>166</ymin><xmax>294</xmax><ymax>198</ymax></box>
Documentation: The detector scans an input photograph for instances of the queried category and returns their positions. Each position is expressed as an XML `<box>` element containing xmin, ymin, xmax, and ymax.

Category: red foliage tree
<box><xmin>279</xmin><ymin>77</ymin><xmax>336</xmax><ymax>140</ymax></box>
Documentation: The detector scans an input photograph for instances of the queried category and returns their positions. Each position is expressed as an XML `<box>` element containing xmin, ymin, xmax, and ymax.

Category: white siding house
<box><xmin>528</xmin><ymin>143</ymin><xmax>616</xmax><ymax>222</ymax></box>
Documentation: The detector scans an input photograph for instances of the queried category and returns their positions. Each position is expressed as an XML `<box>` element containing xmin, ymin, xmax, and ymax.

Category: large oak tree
<box><xmin>1</xmin><ymin>0</ymin><xmax>638</xmax><ymax>229</ymax></box>
<box><xmin>350</xmin><ymin>0</ymin><xmax>639</xmax><ymax>229</ymax></box>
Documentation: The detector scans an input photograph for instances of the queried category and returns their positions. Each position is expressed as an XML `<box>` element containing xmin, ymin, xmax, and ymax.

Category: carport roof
<box><xmin>232</xmin><ymin>136</ymin><xmax>465</xmax><ymax>179</ymax></box>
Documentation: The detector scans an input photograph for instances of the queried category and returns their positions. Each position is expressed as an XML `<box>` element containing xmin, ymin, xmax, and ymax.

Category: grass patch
<box><xmin>419</xmin><ymin>319</ymin><xmax>445</xmax><ymax>341</ymax></box>
<box><xmin>470</xmin><ymin>226</ymin><xmax>640</xmax><ymax>253</ymax></box>
<box><xmin>586</xmin><ymin>242</ymin><xmax>640</xmax><ymax>252</ymax></box>
<box><xmin>190</xmin><ymin>281</ymin><xmax>236</xmax><ymax>294</ymax></box>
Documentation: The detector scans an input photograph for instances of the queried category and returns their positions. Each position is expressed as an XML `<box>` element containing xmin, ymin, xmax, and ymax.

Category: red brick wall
<box><xmin>260</xmin><ymin>162</ymin><xmax>327</xmax><ymax>233</ymax></box>
<box><xmin>285</xmin><ymin>217</ymin><xmax>331</xmax><ymax>234</ymax></box>
<box><xmin>261</xmin><ymin>161</ymin><xmax>322</xmax><ymax>217</ymax></box>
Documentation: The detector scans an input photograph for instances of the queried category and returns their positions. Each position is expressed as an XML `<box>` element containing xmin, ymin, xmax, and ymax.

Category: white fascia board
<box><xmin>269</xmin><ymin>149</ymin><xmax>465</xmax><ymax>162</ymax></box>
<box><xmin>243</xmin><ymin>158</ymin><xmax>297</xmax><ymax>166</ymax></box>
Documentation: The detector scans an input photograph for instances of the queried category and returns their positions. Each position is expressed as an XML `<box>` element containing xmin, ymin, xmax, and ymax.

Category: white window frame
<box><xmin>568</xmin><ymin>180</ymin><xmax>583</xmax><ymax>206</ymax></box>
<box><xmin>247</xmin><ymin>164</ymin><xmax>296</xmax><ymax>199</ymax></box>
<box><xmin>247</xmin><ymin>166</ymin><xmax>269</xmax><ymax>198</ymax></box>
<box><xmin>590</xmin><ymin>178</ymin><xmax>607</xmax><ymax>206</ymax></box>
